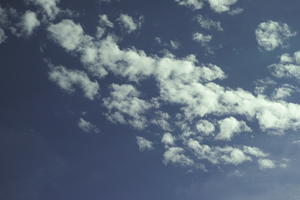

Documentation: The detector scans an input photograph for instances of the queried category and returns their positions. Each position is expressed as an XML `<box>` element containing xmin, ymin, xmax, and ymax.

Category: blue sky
<box><xmin>1</xmin><ymin>0</ymin><xmax>300</xmax><ymax>199</ymax></box>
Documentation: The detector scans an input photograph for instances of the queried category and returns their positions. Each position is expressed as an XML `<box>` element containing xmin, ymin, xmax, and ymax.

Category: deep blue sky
<box><xmin>1</xmin><ymin>0</ymin><xmax>300</xmax><ymax>199</ymax></box>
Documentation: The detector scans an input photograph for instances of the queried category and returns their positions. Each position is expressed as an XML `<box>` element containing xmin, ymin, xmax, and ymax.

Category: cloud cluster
<box><xmin>175</xmin><ymin>0</ymin><xmax>239</xmax><ymax>13</ymax></box>
<box><xmin>14</xmin><ymin>10</ymin><xmax>40</xmax><ymax>37</ymax></box>
<box><xmin>103</xmin><ymin>84</ymin><xmax>152</xmax><ymax>129</ymax></box>
<box><xmin>118</xmin><ymin>14</ymin><xmax>142</xmax><ymax>33</ymax></box>
<box><xmin>45</xmin><ymin>18</ymin><xmax>300</xmax><ymax>170</ymax></box>
<box><xmin>136</xmin><ymin>136</ymin><xmax>154</xmax><ymax>151</ymax></box>
<box><xmin>195</xmin><ymin>15</ymin><xmax>223</xmax><ymax>31</ymax></box>
<box><xmin>26</xmin><ymin>0</ymin><xmax>60</xmax><ymax>19</ymax></box>
<box><xmin>78</xmin><ymin>118</ymin><xmax>99</xmax><ymax>133</ymax></box>
<box><xmin>49</xmin><ymin>65</ymin><xmax>99</xmax><ymax>100</ymax></box>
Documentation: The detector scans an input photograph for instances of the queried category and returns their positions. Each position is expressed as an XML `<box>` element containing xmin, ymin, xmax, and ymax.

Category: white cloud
<box><xmin>44</xmin><ymin>20</ymin><xmax>300</xmax><ymax>171</ymax></box>
<box><xmin>221</xmin><ymin>148</ymin><xmax>251</xmax><ymax>165</ymax></box>
<box><xmin>161</xmin><ymin>132</ymin><xmax>176</xmax><ymax>146</ymax></box>
<box><xmin>193</xmin><ymin>32</ymin><xmax>212</xmax><ymax>45</ymax></box>
<box><xmin>27</xmin><ymin>0</ymin><xmax>60</xmax><ymax>19</ymax></box>
<box><xmin>215</xmin><ymin>117</ymin><xmax>251</xmax><ymax>141</ymax></box>
<box><xmin>187</xmin><ymin>139</ymin><xmax>252</xmax><ymax>165</ymax></box>
<box><xmin>103</xmin><ymin>84</ymin><xmax>152</xmax><ymax>129</ymax></box>
<box><xmin>170</xmin><ymin>40</ymin><xmax>180</xmax><ymax>49</ymax></box>
<box><xmin>15</xmin><ymin>11</ymin><xmax>40</xmax><ymax>37</ymax></box>
<box><xmin>207</xmin><ymin>0</ymin><xmax>238</xmax><ymax>13</ymax></box>
<box><xmin>163</xmin><ymin>147</ymin><xmax>194</xmax><ymax>166</ymax></box>
<box><xmin>99</xmin><ymin>14</ymin><xmax>114</xmax><ymax>28</ymax></box>
<box><xmin>243</xmin><ymin>146</ymin><xmax>268</xmax><ymax>158</ymax></box>
<box><xmin>151</xmin><ymin>111</ymin><xmax>172</xmax><ymax>131</ymax></box>
<box><xmin>175</xmin><ymin>0</ymin><xmax>204</xmax><ymax>10</ymax></box>
<box><xmin>49</xmin><ymin>65</ymin><xmax>99</xmax><ymax>100</ymax></box>
<box><xmin>78</xmin><ymin>118</ymin><xmax>98</xmax><ymax>133</ymax></box>
<box><xmin>118</xmin><ymin>14</ymin><xmax>142</xmax><ymax>33</ymax></box>
<box><xmin>272</xmin><ymin>86</ymin><xmax>294</xmax><ymax>100</ymax></box>
<box><xmin>195</xmin><ymin>120</ymin><xmax>215</xmax><ymax>136</ymax></box>
<box><xmin>228</xmin><ymin>7</ymin><xmax>244</xmax><ymax>15</ymax></box>
<box><xmin>255</xmin><ymin>20</ymin><xmax>296</xmax><ymax>51</ymax></box>
<box><xmin>258</xmin><ymin>159</ymin><xmax>276</xmax><ymax>170</ymax></box>
<box><xmin>48</xmin><ymin>19</ymin><xmax>86</xmax><ymax>51</ymax></box>
<box><xmin>136</xmin><ymin>136</ymin><xmax>153</xmax><ymax>151</ymax></box>
<box><xmin>269</xmin><ymin>63</ymin><xmax>300</xmax><ymax>81</ymax></box>
<box><xmin>195</xmin><ymin>15</ymin><xmax>223</xmax><ymax>31</ymax></box>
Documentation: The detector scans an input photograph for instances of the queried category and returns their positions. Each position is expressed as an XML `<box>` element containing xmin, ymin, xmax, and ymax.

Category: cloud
<box><xmin>78</xmin><ymin>118</ymin><xmax>98</xmax><ymax>133</ymax></box>
<box><xmin>44</xmin><ymin>18</ymin><xmax>299</xmax><ymax>171</ymax></box>
<box><xmin>193</xmin><ymin>32</ymin><xmax>212</xmax><ymax>45</ymax></box>
<box><xmin>49</xmin><ymin>65</ymin><xmax>100</xmax><ymax>100</ymax></box>
<box><xmin>99</xmin><ymin>14</ymin><xmax>114</xmax><ymax>28</ymax></box>
<box><xmin>48</xmin><ymin>19</ymin><xmax>86</xmax><ymax>51</ymax></box>
<box><xmin>258</xmin><ymin>159</ymin><xmax>276</xmax><ymax>170</ymax></box>
<box><xmin>269</xmin><ymin>50</ymin><xmax>300</xmax><ymax>82</ymax></box>
<box><xmin>163</xmin><ymin>147</ymin><xmax>194</xmax><ymax>166</ymax></box>
<box><xmin>207</xmin><ymin>0</ymin><xmax>238</xmax><ymax>13</ymax></box>
<box><xmin>118</xmin><ymin>14</ymin><xmax>142</xmax><ymax>33</ymax></box>
<box><xmin>14</xmin><ymin>11</ymin><xmax>40</xmax><ymax>37</ymax></box>
<box><xmin>272</xmin><ymin>85</ymin><xmax>294</xmax><ymax>100</ymax></box>
<box><xmin>0</xmin><ymin>6</ymin><xmax>10</xmax><ymax>26</ymax></box>
<box><xmin>161</xmin><ymin>132</ymin><xmax>176</xmax><ymax>146</ymax></box>
<box><xmin>255</xmin><ymin>20</ymin><xmax>296</xmax><ymax>51</ymax></box>
<box><xmin>228</xmin><ymin>7</ymin><xmax>244</xmax><ymax>15</ymax></box>
<box><xmin>215</xmin><ymin>117</ymin><xmax>251</xmax><ymax>141</ymax></box>
<box><xmin>0</xmin><ymin>28</ymin><xmax>6</xmax><ymax>44</ymax></box>
<box><xmin>26</xmin><ymin>0</ymin><xmax>60</xmax><ymax>19</ymax></box>
<box><xmin>174</xmin><ymin>0</ymin><xmax>204</xmax><ymax>10</ymax></box>
<box><xmin>136</xmin><ymin>136</ymin><xmax>154</xmax><ymax>151</ymax></box>
<box><xmin>195</xmin><ymin>120</ymin><xmax>215</xmax><ymax>136</ymax></box>
<box><xmin>195</xmin><ymin>15</ymin><xmax>223</xmax><ymax>31</ymax></box>
<box><xmin>103</xmin><ymin>84</ymin><xmax>152</xmax><ymax>129</ymax></box>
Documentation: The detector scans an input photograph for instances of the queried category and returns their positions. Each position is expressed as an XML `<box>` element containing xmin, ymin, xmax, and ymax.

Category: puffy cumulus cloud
<box><xmin>175</xmin><ymin>0</ymin><xmax>239</xmax><ymax>13</ymax></box>
<box><xmin>99</xmin><ymin>14</ymin><xmax>114</xmax><ymax>28</ymax></box>
<box><xmin>187</xmin><ymin>139</ymin><xmax>259</xmax><ymax>165</ymax></box>
<box><xmin>161</xmin><ymin>132</ymin><xmax>176</xmax><ymax>146</ymax></box>
<box><xmin>195</xmin><ymin>15</ymin><xmax>223</xmax><ymax>31</ymax></box>
<box><xmin>215</xmin><ymin>117</ymin><xmax>251</xmax><ymax>141</ymax></box>
<box><xmin>136</xmin><ymin>136</ymin><xmax>154</xmax><ymax>151</ymax></box>
<box><xmin>269</xmin><ymin>50</ymin><xmax>300</xmax><ymax>83</ymax></box>
<box><xmin>255</xmin><ymin>21</ymin><xmax>296</xmax><ymax>51</ymax></box>
<box><xmin>272</xmin><ymin>85</ymin><xmax>295</xmax><ymax>100</ymax></box>
<box><xmin>174</xmin><ymin>0</ymin><xmax>204</xmax><ymax>10</ymax></box>
<box><xmin>243</xmin><ymin>146</ymin><xmax>268</xmax><ymax>158</ymax></box>
<box><xmin>151</xmin><ymin>111</ymin><xmax>172</xmax><ymax>131</ymax></box>
<box><xmin>103</xmin><ymin>84</ymin><xmax>152</xmax><ymax>129</ymax></box>
<box><xmin>48</xmin><ymin>19</ymin><xmax>86</xmax><ymax>51</ymax></box>
<box><xmin>78</xmin><ymin>118</ymin><xmax>99</xmax><ymax>133</ymax></box>
<box><xmin>0</xmin><ymin>6</ymin><xmax>18</xmax><ymax>42</ymax></box>
<box><xmin>118</xmin><ymin>14</ymin><xmax>142</xmax><ymax>33</ymax></box>
<box><xmin>193</xmin><ymin>32</ymin><xmax>212</xmax><ymax>45</ymax></box>
<box><xmin>49</xmin><ymin>65</ymin><xmax>99</xmax><ymax>100</ymax></box>
<box><xmin>26</xmin><ymin>0</ymin><xmax>60</xmax><ymax>19</ymax></box>
<box><xmin>195</xmin><ymin>120</ymin><xmax>215</xmax><ymax>136</ymax></box>
<box><xmin>14</xmin><ymin>11</ymin><xmax>40</xmax><ymax>37</ymax></box>
<box><xmin>258</xmin><ymin>159</ymin><xmax>276</xmax><ymax>170</ymax></box>
<box><xmin>207</xmin><ymin>0</ymin><xmax>238</xmax><ymax>13</ymax></box>
<box><xmin>163</xmin><ymin>147</ymin><xmax>194</xmax><ymax>166</ymax></box>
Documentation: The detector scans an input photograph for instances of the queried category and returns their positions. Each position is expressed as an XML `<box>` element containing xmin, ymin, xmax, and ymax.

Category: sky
<box><xmin>1</xmin><ymin>0</ymin><xmax>300</xmax><ymax>199</ymax></box>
